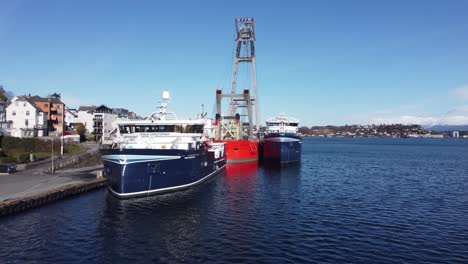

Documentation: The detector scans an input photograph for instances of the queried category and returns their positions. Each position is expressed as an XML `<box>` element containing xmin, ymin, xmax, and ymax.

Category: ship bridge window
<box><xmin>156</xmin><ymin>125</ymin><xmax>175</xmax><ymax>132</ymax></box>
<box><xmin>174</xmin><ymin>124</ymin><xmax>204</xmax><ymax>133</ymax></box>
<box><xmin>288</xmin><ymin>123</ymin><xmax>299</xmax><ymax>127</ymax></box>
<box><xmin>119</xmin><ymin>125</ymin><xmax>133</xmax><ymax>134</ymax></box>
<box><xmin>120</xmin><ymin>125</ymin><xmax>177</xmax><ymax>134</ymax></box>
<box><xmin>185</xmin><ymin>125</ymin><xmax>203</xmax><ymax>133</ymax></box>
<box><xmin>119</xmin><ymin>124</ymin><xmax>202</xmax><ymax>134</ymax></box>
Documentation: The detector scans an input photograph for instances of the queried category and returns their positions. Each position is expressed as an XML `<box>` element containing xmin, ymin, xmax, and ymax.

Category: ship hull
<box><xmin>101</xmin><ymin>148</ymin><xmax>226</xmax><ymax>198</ymax></box>
<box><xmin>263</xmin><ymin>133</ymin><xmax>302</xmax><ymax>164</ymax></box>
<box><xmin>215</xmin><ymin>140</ymin><xmax>258</xmax><ymax>164</ymax></box>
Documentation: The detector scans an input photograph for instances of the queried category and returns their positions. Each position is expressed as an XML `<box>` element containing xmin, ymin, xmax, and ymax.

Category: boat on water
<box><xmin>262</xmin><ymin>113</ymin><xmax>302</xmax><ymax>164</ymax></box>
<box><xmin>100</xmin><ymin>91</ymin><xmax>226</xmax><ymax>198</ymax></box>
<box><xmin>213</xmin><ymin>18</ymin><xmax>260</xmax><ymax>164</ymax></box>
<box><xmin>213</xmin><ymin>97</ymin><xmax>259</xmax><ymax>164</ymax></box>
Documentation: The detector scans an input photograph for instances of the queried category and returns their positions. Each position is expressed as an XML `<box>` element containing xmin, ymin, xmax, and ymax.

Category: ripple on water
<box><xmin>1</xmin><ymin>138</ymin><xmax>468</xmax><ymax>263</ymax></box>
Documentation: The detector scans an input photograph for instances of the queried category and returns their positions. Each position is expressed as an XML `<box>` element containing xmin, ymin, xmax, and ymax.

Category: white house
<box><xmin>64</xmin><ymin>106</ymin><xmax>97</xmax><ymax>134</ymax></box>
<box><xmin>6</xmin><ymin>96</ymin><xmax>47</xmax><ymax>137</ymax></box>
<box><xmin>65</xmin><ymin>107</ymin><xmax>79</xmax><ymax>127</ymax></box>
<box><xmin>78</xmin><ymin>106</ymin><xmax>97</xmax><ymax>134</ymax></box>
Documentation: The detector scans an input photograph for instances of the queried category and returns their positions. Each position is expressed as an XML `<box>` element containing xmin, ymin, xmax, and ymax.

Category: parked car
<box><xmin>0</xmin><ymin>164</ymin><xmax>17</xmax><ymax>174</ymax></box>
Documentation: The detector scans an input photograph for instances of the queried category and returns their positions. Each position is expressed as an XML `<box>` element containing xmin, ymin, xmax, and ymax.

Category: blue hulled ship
<box><xmin>262</xmin><ymin>114</ymin><xmax>302</xmax><ymax>164</ymax></box>
<box><xmin>100</xmin><ymin>92</ymin><xmax>226</xmax><ymax>198</ymax></box>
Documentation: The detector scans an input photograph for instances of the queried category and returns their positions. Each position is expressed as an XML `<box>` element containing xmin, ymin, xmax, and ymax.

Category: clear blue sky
<box><xmin>1</xmin><ymin>0</ymin><xmax>468</xmax><ymax>126</ymax></box>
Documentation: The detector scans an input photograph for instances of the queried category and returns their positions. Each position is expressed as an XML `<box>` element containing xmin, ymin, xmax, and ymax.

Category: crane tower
<box><xmin>216</xmin><ymin>18</ymin><xmax>260</xmax><ymax>140</ymax></box>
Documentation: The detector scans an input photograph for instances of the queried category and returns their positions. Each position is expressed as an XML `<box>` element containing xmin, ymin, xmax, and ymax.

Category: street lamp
<box><xmin>60</xmin><ymin>131</ymin><xmax>64</xmax><ymax>156</ymax></box>
<box><xmin>51</xmin><ymin>136</ymin><xmax>54</xmax><ymax>173</ymax></box>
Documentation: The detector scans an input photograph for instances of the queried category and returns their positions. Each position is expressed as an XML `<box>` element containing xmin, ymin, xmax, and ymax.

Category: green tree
<box><xmin>76</xmin><ymin>123</ymin><xmax>86</xmax><ymax>142</ymax></box>
<box><xmin>51</xmin><ymin>92</ymin><xmax>61</xmax><ymax>100</ymax></box>
<box><xmin>0</xmin><ymin>85</ymin><xmax>8</xmax><ymax>102</ymax></box>
<box><xmin>298</xmin><ymin>126</ymin><xmax>311</xmax><ymax>135</ymax></box>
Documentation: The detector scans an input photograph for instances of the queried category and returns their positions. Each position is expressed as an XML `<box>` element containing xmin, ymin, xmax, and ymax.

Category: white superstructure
<box><xmin>102</xmin><ymin>91</ymin><xmax>214</xmax><ymax>150</ymax></box>
<box><xmin>265</xmin><ymin>113</ymin><xmax>299</xmax><ymax>134</ymax></box>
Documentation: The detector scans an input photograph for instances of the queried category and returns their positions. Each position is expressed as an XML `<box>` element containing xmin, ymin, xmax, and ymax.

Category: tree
<box><xmin>76</xmin><ymin>123</ymin><xmax>86</xmax><ymax>142</ymax></box>
<box><xmin>298</xmin><ymin>126</ymin><xmax>311</xmax><ymax>135</ymax></box>
<box><xmin>51</xmin><ymin>92</ymin><xmax>61</xmax><ymax>100</ymax></box>
<box><xmin>0</xmin><ymin>85</ymin><xmax>8</xmax><ymax>102</ymax></box>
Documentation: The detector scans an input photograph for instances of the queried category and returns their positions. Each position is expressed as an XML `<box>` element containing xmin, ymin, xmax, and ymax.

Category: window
<box><xmin>118</xmin><ymin>124</ymin><xmax>201</xmax><ymax>134</ymax></box>
<box><xmin>12</xmin><ymin>110</ymin><xmax>16</xmax><ymax>116</ymax></box>
<box><xmin>25</xmin><ymin>119</ymin><xmax>29</xmax><ymax>127</ymax></box>
<box><xmin>44</xmin><ymin>104</ymin><xmax>49</xmax><ymax>107</ymax></box>
<box><xmin>185</xmin><ymin>125</ymin><xmax>203</xmax><ymax>133</ymax></box>
<box><xmin>26</xmin><ymin>110</ymin><xmax>30</xmax><ymax>116</ymax></box>
<box><xmin>23</xmin><ymin>103</ymin><xmax>26</xmax><ymax>106</ymax></box>
<box><xmin>57</xmin><ymin>105</ymin><xmax>61</xmax><ymax>109</ymax></box>
<box><xmin>57</xmin><ymin>113</ymin><xmax>62</xmax><ymax>116</ymax></box>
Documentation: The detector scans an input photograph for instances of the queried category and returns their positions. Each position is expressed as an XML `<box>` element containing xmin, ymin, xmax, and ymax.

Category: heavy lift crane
<box><xmin>215</xmin><ymin>18</ymin><xmax>260</xmax><ymax>141</ymax></box>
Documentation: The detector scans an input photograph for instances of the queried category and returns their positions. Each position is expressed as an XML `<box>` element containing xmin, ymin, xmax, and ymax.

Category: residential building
<box><xmin>64</xmin><ymin>107</ymin><xmax>80</xmax><ymax>131</ymax></box>
<box><xmin>6</xmin><ymin>96</ymin><xmax>47</xmax><ymax>137</ymax></box>
<box><xmin>128</xmin><ymin>111</ymin><xmax>137</xmax><ymax>119</ymax></box>
<box><xmin>113</xmin><ymin>108</ymin><xmax>129</xmax><ymax>118</ymax></box>
<box><xmin>0</xmin><ymin>97</ymin><xmax>10</xmax><ymax>136</ymax></box>
<box><xmin>65</xmin><ymin>107</ymin><xmax>79</xmax><ymax>127</ymax></box>
<box><xmin>0</xmin><ymin>97</ymin><xmax>7</xmax><ymax>122</ymax></box>
<box><xmin>26</xmin><ymin>95</ymin><xmax>66</xmax><ymax>134</ymax></box>
<box><xmin>93</xmin><ymin>105</ymin><xmax>117</xmax><ymax>142</ymax></box>
<box><xmin>77</xmin><ymin>106</ymin><xmax>97</xmax><ymax>134</ymax></box>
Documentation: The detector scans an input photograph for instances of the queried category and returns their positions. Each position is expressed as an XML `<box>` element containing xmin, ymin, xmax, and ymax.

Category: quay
<box><xmin>0</xmin><ymin>144</ymin><xmax>107</xmax><ymax>216</ymax></box>
<box><xmin>0</xmin><ymin>176</ymin><xmax>107</xmax><ymax>217</ymax></box>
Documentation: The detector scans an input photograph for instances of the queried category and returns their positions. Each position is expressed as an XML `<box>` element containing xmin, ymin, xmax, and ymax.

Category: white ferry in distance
<box><xmin>100</xmin><ymin>91</ymin><xmax>226</xmax><ymax>198</ymax></box>
<box><xmin>262</xmin><ymin>113</ymin><xmax>302</xmax><ymax>164</ymax></box>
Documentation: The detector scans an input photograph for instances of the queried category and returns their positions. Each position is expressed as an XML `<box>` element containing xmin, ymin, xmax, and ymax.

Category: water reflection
<box><xmin>262</xmin><ymin>161</ymin><xmax>302</xmax><ymax>176</ymax></box>
<box><xmin>97</xmin><ymin>173</ymin><xmax>224</xmax><ymax>262</ymax></box>
<box><xmin>2</xmin><ymin>139</ymin><xmax>467</xmax><ymax>263</ymax></box>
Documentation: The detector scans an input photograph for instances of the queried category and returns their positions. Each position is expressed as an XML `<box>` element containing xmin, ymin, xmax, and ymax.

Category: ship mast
<box><xmin>216</xmin><ymin>18</ymin><xmax>260</xmax><ymax>140</ymax></box>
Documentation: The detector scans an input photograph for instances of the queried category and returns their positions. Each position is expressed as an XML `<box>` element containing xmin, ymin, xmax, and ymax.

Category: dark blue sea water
<box><xmin>1</xmin><ymin>138</ymin><xmax>467</xmax><ymax>263</ymax></box>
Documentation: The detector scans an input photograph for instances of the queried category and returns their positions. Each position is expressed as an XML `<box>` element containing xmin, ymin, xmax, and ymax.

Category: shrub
<box><xmin>0</xmin><ymin>156</ymin><xmax>16</xmax><ymax>164</ymax></box>
<box><xmin>1</xmin><ymin>136</ymin><xmax>54</xmax><ymax>154</ymax></box>
<box><xmin>65</xmin><ymin>144</ymin><xmax>85</xmax><ymax>155</ymax></box>
<box><xmin>17</xmin><ymin>153</ymin><xmax>31</xmax><ymax>163</ymax></box>
<box><xmin>34</xmin><ymin>152</ymin><xmax>50</xmax><ymax>160</ymax></box>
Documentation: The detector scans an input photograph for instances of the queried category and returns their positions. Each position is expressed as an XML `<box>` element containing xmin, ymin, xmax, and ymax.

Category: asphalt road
<box><xmin>0</xmin><ymin>143</ymin><xmax>103</xmax><ymax>202</ymax></box>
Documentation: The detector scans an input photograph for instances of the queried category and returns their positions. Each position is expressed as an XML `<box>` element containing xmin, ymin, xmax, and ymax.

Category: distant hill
<box><xmin>425</xmin><ymin>125</ymin><xmax>468</xmax><ymax>132</ymax></box>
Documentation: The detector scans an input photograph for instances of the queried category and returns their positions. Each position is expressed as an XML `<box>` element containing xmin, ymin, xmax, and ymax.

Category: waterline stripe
<box><xmin>102</xmin><ymin>154</ymin><xmax>181</xmax><ymax>164</ymax></box>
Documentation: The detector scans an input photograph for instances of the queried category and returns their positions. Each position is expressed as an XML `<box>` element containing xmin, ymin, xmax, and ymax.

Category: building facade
<box><xmin>113</xmin><ymin>108</ymin><xmax>129</xmax><ymax>118</ymax></box>
<box><xmin>93</xmin><ymin>105</ymin><xmax>117</xmax><ymax>142</ymax></box>
<box><xmin>0</xmin><ymin>97</ymin><xmax>10</xmax><ymax>136</ymax></box>
<box><xmin>27</xmin><ymin>96</ymin><xmax>66</xmax><ymax>135</ymax></box>
<box><xmin>6</xmin><ymin>96</ymin><xmax>47</xmax><ymax>137</ymax></box>
<box><xmin>77</xmin><ymin>106</ymin><xmax>97</xmax><ymax>134</ymax></box>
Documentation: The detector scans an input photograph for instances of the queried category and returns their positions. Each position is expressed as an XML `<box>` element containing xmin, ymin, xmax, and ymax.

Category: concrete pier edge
<box><xmin>0</xmin><ymin>177</ymin><xmax>108</xmax><ymax>217</ymax></box>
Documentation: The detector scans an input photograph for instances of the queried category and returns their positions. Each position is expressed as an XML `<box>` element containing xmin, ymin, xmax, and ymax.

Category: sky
<box><xmin>1</xmin><ymin>0</ymin><xmax>468</xmax><ymax>126</ymax></box>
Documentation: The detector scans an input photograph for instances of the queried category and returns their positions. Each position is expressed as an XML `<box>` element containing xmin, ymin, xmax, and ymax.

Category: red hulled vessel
<box><xmin>213</xmin><ymin>18</ymin><xmax>260</xmax><ymax>164</ymax></box>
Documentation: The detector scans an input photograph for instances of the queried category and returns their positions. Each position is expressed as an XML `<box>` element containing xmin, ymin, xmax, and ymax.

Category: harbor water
<box><xmin>1</xmin><ymin>138</ymin><xmax>467</xmax><ymax>263</ymax></box>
